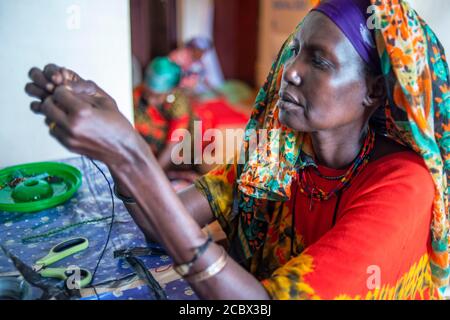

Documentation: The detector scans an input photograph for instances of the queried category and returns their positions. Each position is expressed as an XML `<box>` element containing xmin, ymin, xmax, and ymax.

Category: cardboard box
<box><xmin>256</xmin><ymin>0</ymin><xmax>315</xmax><ymax>86</ymax></box>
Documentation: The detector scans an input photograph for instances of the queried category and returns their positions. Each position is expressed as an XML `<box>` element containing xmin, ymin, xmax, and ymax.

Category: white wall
<box><xmin>177</xmin><ymin>0</ymin><xmax>214</xmax><ymax>44</ymax></box>
<box><xmin>408</xmin><ymin>0</ymin><xmax>450</xmax><ymax>54</ymax></box>
<box><xmin>0</xmin><ymin>0</ymin><xmax>133</xmax><ymax>167</ymax></box>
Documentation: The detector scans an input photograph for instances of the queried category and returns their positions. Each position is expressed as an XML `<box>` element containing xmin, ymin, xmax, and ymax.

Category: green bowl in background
<box><xmin>0</xmin><ymin>162</ymin><xmax>82</xmax><ymax>213</ymax></box>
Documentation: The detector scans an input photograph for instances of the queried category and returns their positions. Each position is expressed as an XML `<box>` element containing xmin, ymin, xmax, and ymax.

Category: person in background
<box><xmin>133</xmin><ymin>56</ymin><xmax>249</xmax><ymax>182</ymax></box>
<box><xmin>133</xmin><ymin>56</ymin><xmax>193</xmax><ymax>173</ymax></box>
<box><xmin>169</xmin><ymin>37</ymin><xmax>220</xmax><ymax>96</ymax></box>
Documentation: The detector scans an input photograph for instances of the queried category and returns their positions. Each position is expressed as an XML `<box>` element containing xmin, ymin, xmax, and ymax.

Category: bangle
<box><xmin>113</xmin><ymin>184</ymin><xmax>136</xmax><ymax>204</ymax></box>
<box><xmin>184</xmin><ymin>247</ymin><xmax>227</xmax><ymax>283</ymax></box>
<box><xmin>173</xmin><ymin>233</ymin><xmax>213</xmax><ymax>277</ymax></box>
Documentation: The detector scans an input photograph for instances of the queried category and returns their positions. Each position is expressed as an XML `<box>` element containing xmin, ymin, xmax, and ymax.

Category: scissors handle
<box><xmin>35</xmin><ymin>237</ymin><xmax>89</xmax><ymax>268</ymax></box>
<box><xmin>40</xmin><ymin>267</ymin><xmax>92</xmax><ymax>288</ymax></box>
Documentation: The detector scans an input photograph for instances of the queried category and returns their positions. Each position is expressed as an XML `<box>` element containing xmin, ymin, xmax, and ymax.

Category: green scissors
<box><xmin>32</xmin><ymin>237</ymin><xmax>92</xmax><ymax>288</ymax></box>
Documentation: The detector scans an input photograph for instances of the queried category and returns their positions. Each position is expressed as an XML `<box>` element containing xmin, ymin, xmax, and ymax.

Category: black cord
<box><xmin>331</xmin><ymin>191</ymin><xmax>342</xmax><ymax>228</ymax></box>
<box><xmin>89</xmin><ymin>159</ymin><xmax>115</xmax><ymax>300</ymax></box>
<box><xmin>290</xmin><ymin>179</ymin><xmax>298</xmax><ymax>258</ymax></box>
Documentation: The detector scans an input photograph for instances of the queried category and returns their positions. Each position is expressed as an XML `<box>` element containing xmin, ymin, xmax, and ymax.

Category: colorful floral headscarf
<box><xmin>236</xmin><ymin>0</ymin><xmax>449</xmax><ymax>289</ymax></box>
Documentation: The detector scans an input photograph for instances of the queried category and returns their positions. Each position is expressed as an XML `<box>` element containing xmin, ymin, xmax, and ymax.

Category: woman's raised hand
<box><xmin>25</xmin><ymin>64</ymin><xmax>148</xmax><ymax>166</ymax></box>
<box><xmin>25</xmin><ymin>64</ymin><xmax>116</xmax><ymax>112</ymax></box>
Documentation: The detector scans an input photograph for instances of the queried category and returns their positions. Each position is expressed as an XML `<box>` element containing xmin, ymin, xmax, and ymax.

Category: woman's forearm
<box><xmin>108</xmin><ymin>146</ymin><xmax>270</xmax><ymax>299</ymax></box>
<box><xmin>110</xmin><ymin>172</ymin><xmax>161</xmax><ymax>242</ymax></box>
<box><xmin>110</xmin><ymin>172</ymin><xmax>215</xmax><ymax>243</ymax></box>
<box><xmin>108</xmin><ymin>146</ymin><xmax>208</xmax><ymax>263</ymax></box>
<box><xmin>185</xmin><ymin>241</ymin><xmax>271</xmax><ymax>299</ymax></box>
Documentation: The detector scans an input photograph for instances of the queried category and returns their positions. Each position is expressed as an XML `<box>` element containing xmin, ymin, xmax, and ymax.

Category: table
<box><xmin>0</xmin><ymin>157</ymin><xmax>198</xmax><ymax>300</ymax></box>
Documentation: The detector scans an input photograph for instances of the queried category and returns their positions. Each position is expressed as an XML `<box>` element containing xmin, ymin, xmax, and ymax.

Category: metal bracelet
<box><xmin>173</xmin><ymin>233</ymin><xmax>213</xmax><ymax>277</ymax></box>
<box><xmin>183</xmin><ymin>247</ymin><xmax>227</xmax><ymax>283</ymax></box>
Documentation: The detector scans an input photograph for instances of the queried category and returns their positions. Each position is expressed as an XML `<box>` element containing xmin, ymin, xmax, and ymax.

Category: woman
<box><xmin>169</xmin><ymin>37</ymin><xmax>215</xmax><ymax>95</ymax></box>
<box><xmin>133</xmin><ymin>56</ymin><xmax>193</xmax><ymax>172</ymax></box>
<box><xmin>25</xmin><ymin>0</ymin><xmax>449</xmax><ymax>299</ymax></box>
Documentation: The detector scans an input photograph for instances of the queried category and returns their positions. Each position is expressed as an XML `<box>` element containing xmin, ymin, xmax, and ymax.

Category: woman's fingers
<box><xmin>25</xmin><ymin>83</ymin><xmax>48</xmax><ymax>100</ymax></box>
<box><xmin>28</xmin><ymin>67</ymin><xmax>54</xmax><ymax>92</ymax></box>
<box><xmin>26</xmin><ymin>64</ymin><xmax>117</xmax><ymax>113</ymax></box>
<box><xmin>40</xmin><ymin>96</ymin><xmax>69</xmax><ymax>129</ymax></box>
<box><xmin>52</xmin><ymin>85</ymin><xmax>88</xmax><ymax>114</ymax></box>
<box><xmin>64</xmin><ymin>81</ymin><xmax>117</xmax><ymax>111</ymax></box>
<box><xmin>40</xmin><ymin>96</ymin><xmax>81</xmax><ymax>154</ymax></box>
<box><xmin>60</xmin><ymin>67</ymin><xmax>82</xmax><ymax>83</ymax></box>
<box><xmin>30</xmin><ymin>101</ymin><xmax>42</xmax><ymax>113</ymax></box>
<box><xmin>66</xmin><ymin>80</ymin><xmax>98</xmax><ymax>98</ymax></box>
<box><xmin>43</xmin><ymin>64</ymin><xmax>64</xmax><ymax>85</ymax></box>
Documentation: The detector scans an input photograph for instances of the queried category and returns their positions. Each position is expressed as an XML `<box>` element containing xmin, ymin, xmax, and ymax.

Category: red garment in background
<box><xmin>192</xmin><ymin>98</ymin><xmax>249</xmax><ymax>128</ymax></box>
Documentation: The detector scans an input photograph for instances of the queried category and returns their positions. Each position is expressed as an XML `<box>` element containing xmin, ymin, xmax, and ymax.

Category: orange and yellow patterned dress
<box><xmin>195</xmin><ymin>151</ymin><xmax>442</xmax><ymax>299</ymax></box>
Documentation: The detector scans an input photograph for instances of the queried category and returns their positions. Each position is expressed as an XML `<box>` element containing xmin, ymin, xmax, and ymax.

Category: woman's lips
<box><xmin>278</xmin><ymin>91</ymin><xmax>304</xmax><ymax>110</ymax></box>
<box><xmin>277</xmin><ymin>98</ymin><xmax>304</xmax><ymax>111</ymax></box>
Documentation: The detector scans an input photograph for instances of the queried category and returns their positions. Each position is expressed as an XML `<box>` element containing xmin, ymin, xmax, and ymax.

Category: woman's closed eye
<box><xmin>311</xmin><ymin>54</ymin><xmax>332</xmax><ymax>70</ymax></box>
<box><xmin>287</xmin><ymin>40</ymin><xmax>332</xmax><ymax>71</ymax></box>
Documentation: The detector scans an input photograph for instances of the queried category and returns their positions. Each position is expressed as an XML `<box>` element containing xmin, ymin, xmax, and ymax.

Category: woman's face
<box><xmin>278</xmin><ymin>11</ymin><xmax>370</xmax><ymax>132</ymax></box>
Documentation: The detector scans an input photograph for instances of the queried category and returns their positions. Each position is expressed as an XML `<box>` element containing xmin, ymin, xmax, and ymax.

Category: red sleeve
<box><xmin>262</xmin><ymin>153</ymin><xmax>441</xmax><ymax>300</ymax></box>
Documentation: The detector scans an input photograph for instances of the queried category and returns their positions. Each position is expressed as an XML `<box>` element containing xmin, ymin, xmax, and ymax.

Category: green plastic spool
<box><xmin>0</xmin><ymin>162</ymin><xmax>82</xmax><ymax>213</ymax></box>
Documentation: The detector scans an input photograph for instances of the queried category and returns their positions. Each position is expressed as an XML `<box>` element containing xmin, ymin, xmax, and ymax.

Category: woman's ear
<box><xmin>363</xmin><ymin>74</ymin><xmax>387</xmax><ymax>109</ymax></box>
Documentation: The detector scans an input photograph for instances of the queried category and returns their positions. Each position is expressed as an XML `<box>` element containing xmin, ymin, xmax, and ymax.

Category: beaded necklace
<box><xmin>298</xmin><ymin>128</ymin><xmax>375</xmax><ymax>210</ymax></box>
<box><xmin>311</xmin><ymin>167</ymin><xmax>346</xmax><ymax>181</ymax></box>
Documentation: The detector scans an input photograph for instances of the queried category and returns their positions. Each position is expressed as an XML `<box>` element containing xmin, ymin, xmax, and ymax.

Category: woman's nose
<box><xmin>283</xmin><ymin>61</ymin><xmax>302</xmax><ymax>87</ymax></box>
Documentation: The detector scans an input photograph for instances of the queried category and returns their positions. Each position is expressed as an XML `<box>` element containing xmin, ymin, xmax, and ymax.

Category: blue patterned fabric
<box><xmin>0</xmin><ymin>157</ymin><xmax>197</xmax><ymax>300</ymax></box>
